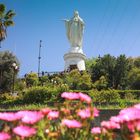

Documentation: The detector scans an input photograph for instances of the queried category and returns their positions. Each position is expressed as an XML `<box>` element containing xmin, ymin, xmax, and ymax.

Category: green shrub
<box><xmin>22</xmin><ymin>87</ymin><xmax>54</xmax><ymax>104</ymax></box>
<box><xmin>64</xmin><ymin>70</ymin><xmax>92</xmax><ymax>90</ymax></box>
<box><xmin>15</xmin><ymin>79</ymin><xmax>26</xmax><ymax>91</ymax></box>
<box><xmin>92</xmin><ymin>89</ymin><xmax>120</xmax><ymax>103</ymax></box>
<box><xmin>117</xmin><ymin>90</ymin><xmax>140</xmax><ymax>99</ymax></box>
<box><xmin>25</xmin><ymin>72</ymin><xmax>38</xmax><ymax>87</ymax></box>
<box><xmin>92</xmin><ymin>76</ymin><xmax>108</xmax><ymax>90</ymax></box>
<box><xmin>124</xmin><ymin>92</ymin><xmax>136</xmax><ymax>100</ymax></box>
<box><xmin>22</xmin><ymin>86</ymin><xmax>69</xmax><ymax>104</ymax></box>
<box><xmin>0</xmin><ymin>93</ymin><xmax>16</xmax><ymax>102</ymax></box>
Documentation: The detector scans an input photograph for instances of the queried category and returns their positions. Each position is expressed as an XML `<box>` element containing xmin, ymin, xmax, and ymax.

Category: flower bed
<box><xmin>0</xmin><ymin>92</ymin><xmax>139</xmax><ymax>140</ymax></box>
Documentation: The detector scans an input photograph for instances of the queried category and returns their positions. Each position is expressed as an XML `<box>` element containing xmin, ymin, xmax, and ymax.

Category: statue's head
<box><xmin>74</xmin><ymin>11</ymin><xmax>79</xmax><ymax>17</ymax></box>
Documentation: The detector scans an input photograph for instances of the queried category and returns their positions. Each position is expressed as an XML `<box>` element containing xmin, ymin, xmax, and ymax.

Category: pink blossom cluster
<box><xmin>3</xmin><ymin>92</ymin><xmax>140</xmax><ymax>139</ymax></box>
<box><xmin>13</xmin><ymin>125</ymin><xmax>36</xmax><ymax>138</ymax></box>
<box><xmin>90</xmin><ymin>103</ymin><xmax>140</xmax><ymax>137</ymax></box>
<box><xmin>77</xmin><ymin>107</ymin><xmax>99</xmax><ymax>119</ymax></box>
<box><xmin>0</xmin><ymin>109</ymin><xmax>60</xmax><ymax>139</ymax></box>
<box><xmin>61</xmin><ymin>92</ymin><xmax>92</xmax><ymax>103</ymax></box>
<box><xmin>0</xmin><ymin>92</ymin><xmax>98</xmax><ymax>139</ymax></box>
<box><xmin>0</xmin><ymin>132</ymin><xmax>11</xmax><ymax>140</ymax></box>
<box><xmin>108</xmin><ymin>104</ymin><xmax>140</xmax><ymax>132</ymax></box>
<box><xmin>62</xmin><ymin>119</ymin><xmax>82</xmax><ymax>128</ymax></box>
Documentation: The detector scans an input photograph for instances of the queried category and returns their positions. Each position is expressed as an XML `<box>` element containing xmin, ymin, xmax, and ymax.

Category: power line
<box><xmin>91</xmin><ymin>0</ymin><xmax>111</xmax><ymax>54</ymax></box>
<box><xmin>106</xmin><ymin>1</ymin><xmax>129</xmax><ymax>50</ymax></box>
<box><xmin>113</xmin><ymin>6</ymin><xmax>139</xmax><ymax>56</ymax></box>
<box><xmin>95</xmin><ymin>0</ymin><xmax>120</xmax><ymax>54</ymax></box>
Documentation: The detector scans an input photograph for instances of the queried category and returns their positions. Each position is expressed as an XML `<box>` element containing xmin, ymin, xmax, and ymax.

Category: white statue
<box><xmin>63</xmin><ymin>11</ymin><xmax>85</xmax><ymax>48</ymax></box>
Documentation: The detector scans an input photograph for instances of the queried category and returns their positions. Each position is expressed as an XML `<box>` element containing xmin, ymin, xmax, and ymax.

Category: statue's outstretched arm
<box><xmin>61</xmin><ymin>19</ymin><xmax>69</xmax><ymax>22</ymax></box>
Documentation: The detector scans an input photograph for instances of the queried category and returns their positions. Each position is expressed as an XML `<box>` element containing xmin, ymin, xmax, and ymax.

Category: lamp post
<box><xmin>38</xmin><ymin>40</ymin><xmax>42</xmax><ymax>77</ymax></box>
<box><xmin>12</xmin><ymin>62</ymin><xmax>18</xmax><ymax>94</ymax></box>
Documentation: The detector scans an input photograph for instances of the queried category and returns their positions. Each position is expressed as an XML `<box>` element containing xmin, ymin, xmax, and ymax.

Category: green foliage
<box><xmin>22</xmin><ymin>86</ymin><xmax>69</xmax><ymax>104</ymax></box>
<box><xmin>128</xmin><ymin>67</ymin><xmax>140</xmax><ymax>90</ymax></box>
<box><xmin>38</xmin><ymin>75</ymin><xmax>49</xmax><ymax>86</ymax></box>
<box><xmin>134</xmin><ymin>57</ymin><xmax>140</xmax><ymax>68</ymax></box>
<box><xmin>64</xmin><ymin>70</ymin><xmax>92</xmax><ymax>90</ymax></box>
<box><xmin>0</xmin><ymin>4</ymin><xmax>15</xmax><ymax>43</ymax></box>
<box><xmin>64</xmin><ymin>69</ymin><xmax>81</xmax><ymax>89</ymax></box>
<box><xmin>91</xmin><ymin>54</ymin><xmax>116</xmax><ymax>87</ymax></box>
<box><xmin>51</xmin><ymin>76</ymin><xmax>64</xmax><ymax>85</ymax></box>
<box><xmin>77</xmin><ymin>71</ymin><xmax>92</xmax><ymax>90</ymax></box>
<box><xmin>124</xmin><ymin>92</ymin><xmax>136</xmax><ymax>100</ymax></box>
<box><xmin>93</xmin><ymin>76</ymin><xmax>108</xmax><ymax>90</ymax></box>
<box><xmin>90</xmin><ymin>54</ymin><xmax>132</xmax><ymax>89</ymax></box>
<box><xmin>114</xmin><ymin>55</ymin><xmax>130</xmax><ymax>89</ymax></box>
<box><xmin>22</xmin><ymin>87</ymin><xmax>53</xmax><ymax>104</ymax></box>
<box><xmin>92</xmin><ymin>89</ymin><xmax>120</xmax><ymax>103</ymax></box>
<box><xmin>117</xmin><ymin>90</ymin><xmax>140</xmax><ymax>99</ymax></box>
<box><xmin>25</xmin><ymin>72</ymin><xmax>38</xmax><ymax>87</ymax></box>
<box><xmin>0</xmin><ymin>93</ymin><xmax>16</xmax><ymax>102</ymax></box>
<box><xmin>85</xmin><ymin>57</ymin><xmax>96</xmax><ymax>74</ymax></box>
<box><xmin>0</xmin><ymin>51</ymin><xmax>19</xmax><ymax>93</ymax></box>
<box><xmin>14</xmin><ymin>79</ymin><xmax>26</xmax><ymax>91</ymax></box>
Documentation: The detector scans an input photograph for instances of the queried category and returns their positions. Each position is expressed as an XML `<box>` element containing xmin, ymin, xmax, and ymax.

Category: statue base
<box><xmin>64</xmin><ymin>51</ymin><xmax>86</xmax><ymax>71</ymax></box>
<box><xmin>69</xmin><ymin>46</ymin><xmax>83</xmax><ymax>54</ymax></box>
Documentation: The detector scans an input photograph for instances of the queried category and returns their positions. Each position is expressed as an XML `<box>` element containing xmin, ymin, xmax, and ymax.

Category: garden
<box><xmin>0</xmin><ymin>92</ymin><xmax>140</xmax><ymax>140</ymax></box>
<box><xmin>1</xmin><ymin>2</ymin><xmax>140</xmax><ymax>140</ymax></box>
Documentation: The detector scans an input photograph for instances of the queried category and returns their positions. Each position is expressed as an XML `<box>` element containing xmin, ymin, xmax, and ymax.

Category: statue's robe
<box><xmin>65</xmin><ymin>16</ymin><xmax>84</xmax><ymax>48</ymax></box>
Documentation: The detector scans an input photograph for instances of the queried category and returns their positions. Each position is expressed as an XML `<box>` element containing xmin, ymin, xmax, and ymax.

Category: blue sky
<box><xmin>1</xmin><ymin>0</ymin><xmax>140</xmax><ymax>76</ymax></box>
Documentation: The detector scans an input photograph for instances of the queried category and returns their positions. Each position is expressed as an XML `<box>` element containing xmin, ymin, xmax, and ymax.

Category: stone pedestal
<box><xmin>64</xmin><ymin>49</ymin><xmax>86</xmax><ymax>71</ymax></box>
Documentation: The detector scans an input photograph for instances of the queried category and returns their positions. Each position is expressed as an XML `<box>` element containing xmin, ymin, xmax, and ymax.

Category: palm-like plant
<box><xmin>0</xmin><ymin>4</ymin><xmax>15</xmax><ymax>47</ymax></box>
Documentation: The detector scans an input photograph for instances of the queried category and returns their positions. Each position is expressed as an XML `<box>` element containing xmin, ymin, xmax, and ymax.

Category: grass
<box><xmin>0</xmin><ymin>100</ymin><xmax>139</xmax><ymax>111</ymax></box>
<box><xmin>0</xmin><ymin>104</ymin><xmax>50</xmax><ymax>111</ymax></box>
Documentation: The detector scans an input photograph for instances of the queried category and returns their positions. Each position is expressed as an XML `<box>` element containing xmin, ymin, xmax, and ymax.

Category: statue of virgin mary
<box><xmin>63</xmin><ymin>11</ymin><xmax>85</xmax><ymax>48</ymax></box>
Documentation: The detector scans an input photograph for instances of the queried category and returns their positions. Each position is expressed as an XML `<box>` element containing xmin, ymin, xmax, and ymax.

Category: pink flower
<box><xmin>13</xmin><ymin>125</ymin><xmax>36</xmax><ymax>137</ymax></box>
<box><xmin>127</xmin><ymin>121</ymin><xmax>135</xmax><ymax>132</ymax></box>
<box><xmin>136</xmin><ymin>120</ymin><xmax>140</xmax><ymax>131</ymax></box>
<box><xmin>47</xmin><ymin>111</ymin><xmax>59</xmax><ymax>120</ymax></box>
<box><xmin>134</xmin><ymin>104</ymin><xmax>140</xmax><ymax>109</ymax></box>
<box><xmin>79</xmin><ymin>93</ymin><xmax>91</xmax><ymax>104</ymax></box>
<box><xmin>119</xmin><ymin>107</ymin><xmax>140</xmax><ymax>122</ymax></box>
<box><xmin>0</xmin><ymin>112</ymin><xmax>21</xmax><ymax>122</ymax></box>
<box><xmin>110</xmin><ymin>116</ymin><xmax>122</xmax><ymax>123</ymax></box>
<box><xmin>93</xmin><ymin>107</ymin><xmax>99</xmax><ymax>117</ymax></box>
<box><xmin>41</xmin><ymin>108</ymin><xmax>51</xmax><ymax>115</ymax></box>
<box><xmin>101</xmin><ymin>120</ymin><xmax>120</xmax><ymax>129</ymax></box>
<box><xmin>17</xmin><ymin>111</ymin><xmax>44</xmax><ymax>124</ymax></box>
<box><xmin>77</xmin><ymin>108</ymin><xmax>91</xmax><ymax>119</ymax></box>
<box><xmin>91</xmin><ymin>127</ymin><xmax>101</xmax><ymax>134</ymax></box>
<box><xmin>126</xmin><ymin>120</ymin><xmax>140</xmax><ymax>132</ymax></box>
<box><xmin>0</xmin><ymin>132</ymin><xmax>11</xmax><ymax>140</ymax></box>
<box><xmin>62</xmin><ymin>119</ymin><xmax>82</xmax><ymax>128</ymax></box>
<box><xmin>61</xmin><ymin>92</ymin><xmax>80</xmax><ymax>100</ymax></box>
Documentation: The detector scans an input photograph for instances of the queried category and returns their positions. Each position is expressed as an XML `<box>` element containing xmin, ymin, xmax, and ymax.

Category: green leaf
<box><xmin>0</xmin><ymin>4</ymin><xmax>6</xmax><ymax>15</ymax></box>
<box><xmin>4</xmin><ymin>20</ymin><xmax>14</xmax><ymax>27</ymax></box>
<box><xmin>5</xmin><ymin>10</ymin><xmax>16</xmax><ymax>19</ymax></box>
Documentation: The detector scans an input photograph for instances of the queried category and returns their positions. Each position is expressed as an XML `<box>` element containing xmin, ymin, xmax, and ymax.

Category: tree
<box><xmin>91</xmin><ymin>54</ymin><xmax>116</xmax><ymax>88</ymax></box>
<box><xmin>134</xmin><ymin>57</ymin><xmax>140</xmax><ymax>68</ymax></box>
<box><xmin>64</xmin><ymin>70</ymin><xmax>81</xmax><ymax>90</ymax></box>
<box><xmin>25</xmin><ymin>72</ymin><xmax>38</xmax><ymax>87</ymax></box>
<box><xmin>85</xmin><ymin>57</ymin><xmax>96</xmax><ymax>74</ymax></box>
<box><xmin>93</xmin><ymin>76</ymin><xmax>108</xmax><ymax>90</ymax></box>
<box><xmin>64</xmin><ymin>70</ymin><xmax>92</xmax><ymax>90</ymax></box>
<box><xmin>38</xmin><ymin>75</ymin><xmax>49</xmax><ymax>86</ymax></box>
<box><xmin>128</xmin><ymin>68</ymin><xmax>140</xmax><ymax>90</ymax></box>
<box><xmin>77</xmin><ymin>71</ymin><xmax>92</xmax><ymax>90</ymax></box>
<box><xmin>0</xmin><ymin>4</ymin><xmax>15</xmax><ymax>47</ymax></box>
<box><xmin>114</xmin><ymin>55</ymin><xmax>130</xmax><ymax>89</ymax></box>
<box><xmin>0</xmin><ymin>51</ymin><xmax>19</xmax><ymax>93</ymax></box>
